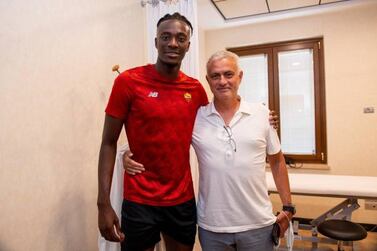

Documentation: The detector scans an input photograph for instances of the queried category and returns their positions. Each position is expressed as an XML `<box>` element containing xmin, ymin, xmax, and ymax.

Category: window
<box><xmin>228</xmin><ymin>38</ymin><xmax>327</xmax><ymax>163</ymax></box>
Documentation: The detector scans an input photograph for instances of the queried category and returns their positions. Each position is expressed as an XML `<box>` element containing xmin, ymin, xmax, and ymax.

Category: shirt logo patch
<box><xmin>184</xmin><ymin>92</ymin><xmax>192</xmax><ymax>102</ymax></box>
<box><xmin>148</xmin><ymin>91</ymin><xmax>158</xmax><ymax>98</ymax></box>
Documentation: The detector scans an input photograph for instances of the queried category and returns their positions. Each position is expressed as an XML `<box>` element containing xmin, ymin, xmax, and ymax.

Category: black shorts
<box><xmin>121</xmin><ymin>199</ymin><xmax>197</xmax><ymax>251</ymax></box>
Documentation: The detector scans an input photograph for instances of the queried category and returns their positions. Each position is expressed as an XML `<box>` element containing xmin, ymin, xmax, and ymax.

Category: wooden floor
<box><xmin>278</xmin><ymin>230</ymin><xmax>377</xmax><ymax>251</ymax></box>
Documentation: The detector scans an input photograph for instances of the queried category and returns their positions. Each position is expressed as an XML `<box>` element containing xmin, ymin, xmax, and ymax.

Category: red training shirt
<box><xmin>105</xmin><ymin>64</ymin><xmax>208</xmax><ymax>206</ymax></box>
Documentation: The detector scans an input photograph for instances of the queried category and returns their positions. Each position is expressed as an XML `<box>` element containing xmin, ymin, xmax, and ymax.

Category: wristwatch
<box><xmin>282</xmin><ymin>204</ymin><xmax>296</xmax><ymax>215</ymax></box>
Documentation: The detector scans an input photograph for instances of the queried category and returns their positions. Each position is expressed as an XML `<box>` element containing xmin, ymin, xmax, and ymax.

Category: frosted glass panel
<box><xmin>278</xmin><ymin>49</ymin><xmax>315</xmax><ymax>154</ymax></box>
<box><xmin>238</xmin><ymin>54</ymin><xmax>269</xmax><ymax>106</ymax></box>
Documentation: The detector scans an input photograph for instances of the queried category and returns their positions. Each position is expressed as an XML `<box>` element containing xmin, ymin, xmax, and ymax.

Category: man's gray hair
<box><xmin>206</xmin><ymin>50</ymin><xmax>241</xmax><ymax>73</ymax></box>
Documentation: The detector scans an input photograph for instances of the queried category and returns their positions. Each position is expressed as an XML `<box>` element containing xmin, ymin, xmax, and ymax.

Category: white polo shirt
<box><xmin>192</xmin><ymin>100</ymin><xmax>281</xmax><ymax>233</ymax></box>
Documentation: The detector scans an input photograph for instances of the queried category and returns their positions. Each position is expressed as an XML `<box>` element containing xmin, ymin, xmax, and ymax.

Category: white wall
<box><xmin>201</xmin><ymin>1</ymin><xmax>377</xmax><ymax>224</ymax></box>
<box><xmin>0</xmin><ymin>1</ymin><xmax>146</xmax><ymax>250</ymax></box>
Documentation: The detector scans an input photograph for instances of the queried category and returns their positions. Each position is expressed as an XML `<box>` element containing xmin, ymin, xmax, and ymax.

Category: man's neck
<box><xmin>214</xmin><ymin>97</ymin><xmax>240</xmax><ymax>126</ymax></box>
<box><xmin>154</xmin><ymin>60</ymin><xmax>181</xmax><ymax>80</ymax></box>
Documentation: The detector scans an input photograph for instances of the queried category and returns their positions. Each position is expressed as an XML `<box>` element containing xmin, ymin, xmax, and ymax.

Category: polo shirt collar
<box><xmin>206</xmin><ymin>98</ymin><xmax>253</xmax><ymax>117</ymax></box>
<box><xmin>238</xmin><ymin>99</ymin><xmax>253</xmax><ymax>115</ymax></box>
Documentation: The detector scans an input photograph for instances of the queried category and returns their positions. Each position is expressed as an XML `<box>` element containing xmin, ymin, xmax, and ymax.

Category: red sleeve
<box><xmin>105</xmin><ymin>73</ymin><xmax>132</xmax><ymax>121</ymax></box>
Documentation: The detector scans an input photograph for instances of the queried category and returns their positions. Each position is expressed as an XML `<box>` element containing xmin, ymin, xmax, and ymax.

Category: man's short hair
<box><xmin>207</xmin><ymin>50</ymin><xmax>241</xmax><ymax>73</ymax></box>
<box><xmin>157</xmin><ymin>12</ymin><xmax>193</xmax><ymax>36</ymax></box>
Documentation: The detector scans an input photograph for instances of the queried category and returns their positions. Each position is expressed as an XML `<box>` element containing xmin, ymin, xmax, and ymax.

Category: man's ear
<box><xmin>239</xmin><ymin>70</ymin><xmax>243</xmax><ymax>81</ymax></box>
<box><xmin>205</xmin><ymin>75</ymin><xmax>209</xmax><ymax>83</ymax></box>
<box><xmin>185</xmin><ymin>41</ymin><xmax>191</xmax><ymax>52</ymax></box>
<box><xmin>155</xmin><ymin>37</ymin><xmax>157</xmax><ymax>49</ymax></box>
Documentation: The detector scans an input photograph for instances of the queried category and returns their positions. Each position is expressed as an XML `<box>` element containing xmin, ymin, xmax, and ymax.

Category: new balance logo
<box><xmin>148</xmin><ymin>91</ymin><xmax>158</xmax><ymax>98</ymax></box>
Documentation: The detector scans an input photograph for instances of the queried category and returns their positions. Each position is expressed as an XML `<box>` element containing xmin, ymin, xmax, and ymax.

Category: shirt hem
<box><xmin>198</xmin><ymin>218</ymin><xmax>276</xmax><ymax>233</ymax></box>
<box><xmin>124</xmin><ymin>194</ymin><xmax>195</xmax><ymax>206</ymax></box>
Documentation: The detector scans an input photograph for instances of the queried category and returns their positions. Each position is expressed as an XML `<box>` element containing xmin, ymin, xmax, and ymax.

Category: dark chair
<box><xmin>317</xmin><ymin>219</ymin><xmax>368</xmax><ymax>251</ymax></box>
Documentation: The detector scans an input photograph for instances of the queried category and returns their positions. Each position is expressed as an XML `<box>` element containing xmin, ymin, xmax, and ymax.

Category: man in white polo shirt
<box><xmin>190</xmin><ymin>50</ymin><xmax>293</xmax><ymax>251</ymax></box>
<box><xmin>124</xmin><ymin>50</ymin><xmax>293</xmax><ymax>251</ymax></box>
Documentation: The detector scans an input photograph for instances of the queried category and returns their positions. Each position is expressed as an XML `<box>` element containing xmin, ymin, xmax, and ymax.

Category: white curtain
<box><xmin>98</xmin><ymin>144</ymin><xmax>127</xmax><ymax>251</ymax></box>
<box><xmin>146</xmin><ymin>0</ymin><xmax>199</xmax><ymax>78</ymax></box>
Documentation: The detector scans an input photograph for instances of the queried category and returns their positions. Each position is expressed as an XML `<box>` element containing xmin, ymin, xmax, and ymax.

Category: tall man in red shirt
<box><xmin>97</xmin><ymin>13</ymin><xmax>208</xmax><ymax>251</ymax></box>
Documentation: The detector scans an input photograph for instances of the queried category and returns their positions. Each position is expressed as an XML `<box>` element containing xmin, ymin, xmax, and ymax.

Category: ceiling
<box><xmin>197</xmin><ymin>0</ymin><xmax>367</xmax><ymax>30</ymax></box>
<box><xmin>210</xmin><ymin>0</ymin><xmax>349</xmax><ymax>20</ymax></box>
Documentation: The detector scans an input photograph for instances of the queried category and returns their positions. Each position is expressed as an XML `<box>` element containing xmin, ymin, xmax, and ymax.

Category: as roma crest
<box><xmin>184</xmin><ymin>92</ymin><xmax>192</xmax><ymax>102</ymax></box>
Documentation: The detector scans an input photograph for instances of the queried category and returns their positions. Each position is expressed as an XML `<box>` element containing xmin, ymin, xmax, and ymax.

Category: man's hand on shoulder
<box><xmin>269</xmin><ymin>110</ymin><xmax>279</xmax><ymax>129</ymax></box>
